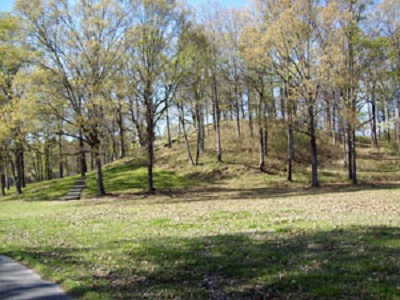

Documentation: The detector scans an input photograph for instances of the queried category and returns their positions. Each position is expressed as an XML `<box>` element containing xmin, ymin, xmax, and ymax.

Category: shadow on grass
<box><xmin>136</xmin><ymin>183</ymin><xmax>400</xmax><ymax>205</ymax></box>
<box><xmin>9</xmin><ymin>226</ymin><xmax>395</xmax><ymax>299</ymax></box>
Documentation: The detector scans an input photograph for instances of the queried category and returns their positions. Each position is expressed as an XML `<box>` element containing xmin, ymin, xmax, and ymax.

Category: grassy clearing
<box><xmin>1</xmin><ymin>184</ymin><xmax>400</xmax><ymax>299</ymax></box>
<box><xmin>1</xmin><ymin>124</ymin><xmax>400</xmax><ymax>299</ymax></box>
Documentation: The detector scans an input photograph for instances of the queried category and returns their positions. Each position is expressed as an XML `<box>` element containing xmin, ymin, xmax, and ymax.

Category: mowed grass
<box><xmin>83</xmin><ymin>157</ymin><xmax>196</xmax><ymax>197</ymax></box>
<box><xmin>1</xmin><ymin>129</ymin><xmax>400</xmax><ymax>299</ymax></box>
<box><xmin>1</xmin><ymin>175</ymin><xmax>78</xmax><ymax>201</ymax></box>
<box><xmin>1</xmin><ymin>184</ymin><xmax>400</xmax><ymax>299</ymax></box>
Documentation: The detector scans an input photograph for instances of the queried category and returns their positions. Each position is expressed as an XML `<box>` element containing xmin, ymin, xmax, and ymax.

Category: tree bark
<box><xmin>79</xmin><ymin>128</ymin><xmax>87</xmax><ymax>177</ymax></box>
<box><xmin>248</xmin><ymin>86</ymin><xmax>254</xmax><ymax>137</ymax></box>
<box><xmin>332</xmin><ymin>100</ymin><xmax>337</xmax><ymax>145</ymax></box>
<box><xmin>213</xmin><ymin>75</ymin><xmax>222</xmax><ymax>163</ymax></box>
<box><xmin>280</xmin><ymin>86</ymin><xmax>286</xmax><ymax>122</ymax></box>
<box><xmin>258</xmin><ymin>91</ymin><xmax>265</xmax><ymax>171</ymax></box>
<box><xmin>195</xmin><ymin>103</ymin><xmax>201</xmax><ymax>165</ymax></box>
<box><xmin>145</xmin><ymin>85</ymin><xmax>155</xmax><ymax>193</ymax></box>
<box><xmin>264</xmin><ymin>104</ymin><xmax>268</xmax><ymax>156</ymax></box>
<box><xmin>58</xmin><ymin>127</ymin><xmax>64</xmax><ymax>178</ymax></box>
<box><xmin>308</xmin><ymin>104</ymin><xmax>319</xmax><ymax>187</ymax></box>
<box><xmin>14</xmin><ymin>144</ymin><xmax>23</xmax><ymax>195</ymax></box>
<box><xmin>235</xmin><ymin>84</ymin><xmax>241</xmax><ymax>139</ymax></box>
<box><xmin>370</xmin><ymin>80</ymin><xmax>378</xmax><ymax>149</ymax></box>
<box><xmin>396</xmin><ymin>98</ymin><xmax>400</xmax><ymax>150</ymax></box>
<box><xmin>93</xmin><ymin>144</ymin><xmax>105</xmax><ymax>196</ymax></box>
<box><xmin>117</xmin><ymin>105</ymin><xmax>126</xmax><ymax>158</ymax></box>
<box><xmin>286</xmin><ymin>81</ymin><xmax>293</xmax><ymax>181</ymax></box>
<box><xmin>166</xmin><ymin>99</ymin><xmax>172</xmax><ymax>148</ymax></box>
<box><xmin>0</xmin><ymin>173</ymin><xmax>5</xmax><ymax>197</ymax></box>
<box><xmin>178</xmin><ymin>103</ymin><xmax>194</xmax><ymax>165</ymax></box>
<box><xmin>0</xmin><ymin>153</ymin><xmax>5</xmax><ymax>196</ymax></box>
<box><xmin>347</xmin><ymin>125</ymin><xmax>353</xmax><ymax>180</ymax></box>
<box><xmin>20</xmin><ymin>149</ymin><xmax>26</xmax><ymax>188</ymax></box>
<box><xmin>351</xmin><ymin>129</ymin><xmax>357</xmax><ymax>185</ymax></box>
<box><xmin>45</xmin><ymin>139</ymin><xmax>51</xmax><ymax>181</ymax></box>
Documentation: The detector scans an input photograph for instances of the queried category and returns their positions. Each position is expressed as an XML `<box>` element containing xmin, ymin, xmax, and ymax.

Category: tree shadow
<box><xmin>62</xmin><ymin>226</ymin><xmax>400</xmax><ymax>299</ymax></box>
<box><xmin>3</xmin><ymin>226</ymin><xmax>399</xmax><ymax>299</ymax></box>
<box><xmin>145</xmin><ymin>183</ymin><xmax>400</xmax><ymax>205</ymax></box>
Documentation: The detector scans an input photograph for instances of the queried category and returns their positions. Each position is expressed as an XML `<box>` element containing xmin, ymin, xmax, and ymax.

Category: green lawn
<box><xmin>1</xmin><ymin>184</ymin><xmax>400</xmax><ymax>299</ymax></box>
<box><xmin>83</xmin><ymin>158</ymin><xmax>196</xmax><ymax>197</ymax></box>
<box><xmin>1</xmin><ymin>147</ymin><xmax>400</xmax><ymax>299</ymax></box>
<box><xmin>1</xmin><ymin>175</ymin><xmax>78</xmax><ymax>201</ymax></box>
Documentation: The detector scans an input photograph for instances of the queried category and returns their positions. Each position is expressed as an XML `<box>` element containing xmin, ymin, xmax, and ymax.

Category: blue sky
<box><xmin>0</xmin><ymin>0</ymin><xmax>13</xmax><ymax>12</ymax></box>
<box><xmin>0</xmin><ymin>0</ymin><xmax>247</xmax><ymax>12</ymax></box>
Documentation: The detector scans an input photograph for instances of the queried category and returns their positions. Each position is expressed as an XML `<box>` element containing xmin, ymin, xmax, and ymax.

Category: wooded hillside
<box><xmin>0</xmin><ymin>0</ymin><xmax>399</xmax><ymax>196</ymax></box>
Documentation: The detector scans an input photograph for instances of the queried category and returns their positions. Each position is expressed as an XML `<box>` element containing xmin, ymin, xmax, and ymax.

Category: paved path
<box><xmin>0</xmin><ymin>255</ymin><xmax>70</xmax><ymax>300</ymax></box>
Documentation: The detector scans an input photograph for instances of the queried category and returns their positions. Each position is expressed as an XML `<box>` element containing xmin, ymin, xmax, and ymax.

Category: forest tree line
<box><xmin>0</xmin><ymin>0</ymin><xmax>399</xmax><ymax>196</ymax></box>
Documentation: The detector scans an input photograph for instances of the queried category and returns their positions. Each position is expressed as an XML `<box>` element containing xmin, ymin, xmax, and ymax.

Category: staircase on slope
<box><xmin>64</xmin><ymin>177</ymin><xmax>86</xmax><ymax>201</ymax></box>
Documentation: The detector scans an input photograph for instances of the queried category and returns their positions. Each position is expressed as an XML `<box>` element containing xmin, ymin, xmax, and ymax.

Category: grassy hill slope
<box><xmin>2</xmin><ymin>121</ymin><xmax>399</xmax><ymax>201</ymax></box>
<box><xmin>1</xmin><ymin>122</ymin><xmax>400</xmax><ymax>299</ymax></box>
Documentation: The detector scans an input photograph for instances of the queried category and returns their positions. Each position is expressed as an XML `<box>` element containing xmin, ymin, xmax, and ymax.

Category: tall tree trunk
<box><xmin>385</xmin><ymin>101</ymin><xmax>391</xmax><ymax>141</ymax></box>
<box><xmin>166</xmin><ymin>100</ymin><xmax>172</xmax><ymax>148</ymax></box>
<box><xmin>308</xmin><ymin>103</ymin><xmax>319</xmax><ymax>187</ymax></box>
<box><xmin>93</xmin><ymin>143</ymin><xmax>105</xmax><ymax>196</ymax></box>
<box><xmin>37</xmin><ymin>150</ymin><xmax>43</xmax><ymax>182</ymax></box>
<box><xmin>324</xmin><ymin>99</ymin><xmax>332</xmax><ymax>136</ymax></box>
<box><xmin>199</xmin><ymin>104</ymin><xmax>205</xmax><ymax>153</ymax></box>
<box><xmin>45</xmin><ymin>139</ymin><xmax>51</xmax><ymax>181</ymax></box>
<box><xmin>0</xmin><ymin>173</ymin><xmax>5</xmax><ymax>197</ymax></box>
<box><xmin>370</xmin><ymin>80</ymin><xmax>378</xmax><ymax>149</ymax></box>
<box><xmin>258</xmin><ymin>92</ymin><xmax>265</xmax><ymax>171</ymax></box>
<box><xmin>270</xmin><ymin>76</ymin><xmax>276</xmax><ymax>119</ymax></box>
<box><xmin>117</xmin><ymin>107</ymin><xmax>126</xmax><ymax>158</ymax></box>
<box><xmin>213</xmin><ymin>76</ymin><xmax>222</xmax><ymax>163</ymax></box>
<box><xmin>286</xmin><ymin>81</ymin><xmax>294</xmax><ymax>181</ymax></box>
<box><xmin>178</xmin><ymin>104</ymin><xmax>194</xmax><ymax>165</ymax></box>
<box><xmin>14</xmin><ymin>144</ymin><xmax>23</xmax><ymax>195</ymax></box>
<box><xmin>79</xmin><ymin>128</ymin><xmax>87</xmax><ymax>177</ymax></box>
<box><xmin>351</xmin><ymin>129</ymin><xmax>357</xmax><ymax>185</ymax></box>
<box><xmin>343</xmin><ymin>128</ymin><xmax>348</xmax><ymax>169</ymax></box>
<box><xmin>58</xmin><ymin>127</ymin><xmax>64</xmax><ymax>178</ymax></box>
<box><xmin>332</xmin><ymin>100</ymin><xmax>337</xmax><ymax>146</ymax></box>
<box><xmin>235</xmin><ymin>85</ymin><xmax>241</xmax><ymax>139</ymax></box>
<box><xmin>9</xmin><ymin>152</ymin><xmax>16</xmax><ymax>187</ymax></box>
<box><xmin>0</xmin><ymin>153</ymin><xmax>5</xmax><ymax>196</ymax></box>
<box><xmin>20</xmin><ymin>149</ymin><xmax>26</xmax><ymax>188</ymax></box>
<box><xmin>287</xmin><ymin>118</ymin><xmax>294</xmax><ymax>181</ymax></box>
<box><xmin>348</xmin><ymin>13</ymin><xmax>357</xmax><ymax>185</ymax></box>
<box><xmin>347</xmin><ymin>125</ymin><xmax>353</xmax><ymax>180</ymax></box>
<box><xmin>195</xmin><ymin>104</ymin><xmax>201</xmax><ymax>165</ymax></box>
<box><xmin>396</xmin><ymin>98</ymin><xmax>400</xmax><ymax>150</ymax></box>
<box><xmin>248</xmin><ymin>86</ymin><xmax>254</xmax><ymax>137</ymax></box>
<box><xmin>145</xmin><ymin>87</ymin><xmax>155</xmax><ymax>193</ymax></box>
<box><xmin>264</xmin><ymin>104</ymin><xmax>268</xmax><ymax>156</ymax></box>
<box><xmin>5</xmin><ymin>156</ymin><xmax>10</xmax><ymax>190</ymax></box>
<box><xmin>280</xmin><ymin>86</ymin><xmax>286</xmax><ymax>122</ymax></box>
